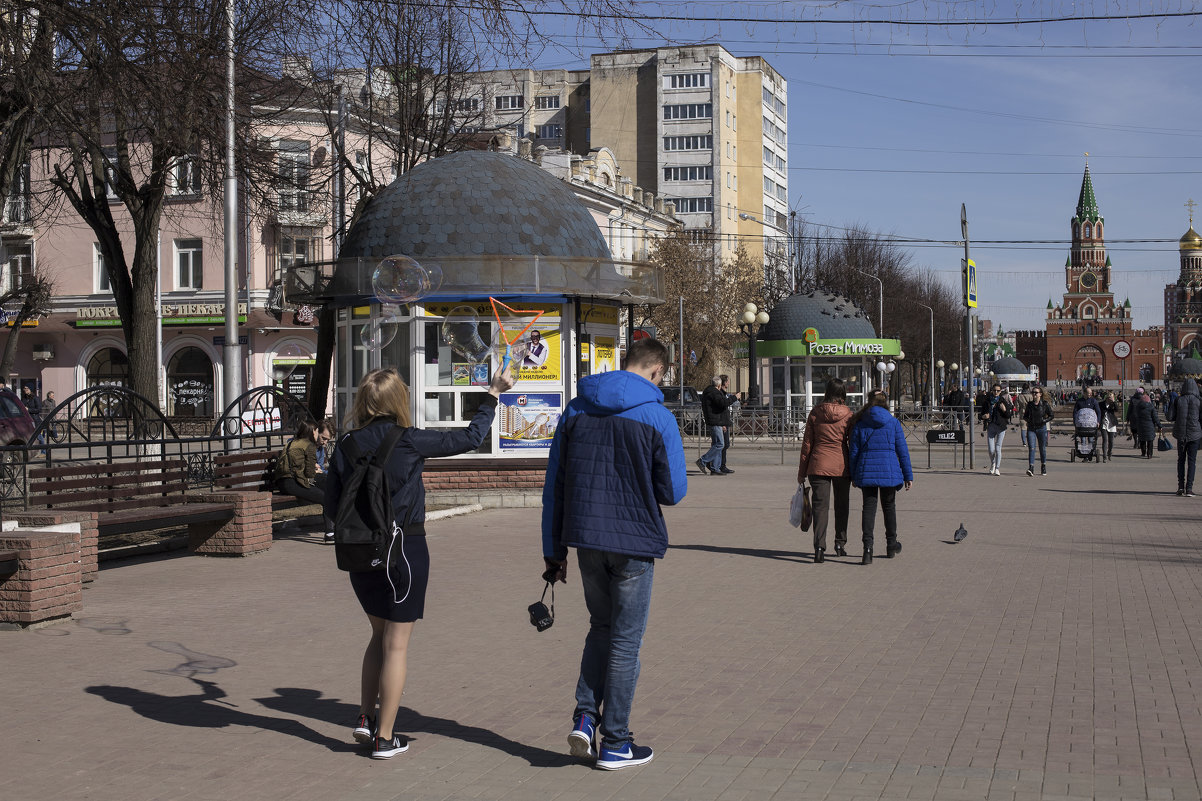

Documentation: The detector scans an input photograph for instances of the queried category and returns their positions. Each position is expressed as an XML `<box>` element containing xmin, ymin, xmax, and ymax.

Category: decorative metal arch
<box><xmin>210</xmin><ymin>386</ymin><xmax>315</xmax><ymax>440</ymax></box>
<box><xmin>32</xmin><ymin>384</ymin><xmax>180</xmax><ymax>447</ymax></box>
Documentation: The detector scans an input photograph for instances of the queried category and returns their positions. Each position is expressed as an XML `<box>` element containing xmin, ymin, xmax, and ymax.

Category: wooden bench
<box><xmin>27</xmin><ymin>459</ymin><xmax>272</xmax><ymax>557</ymax></box>
<box><xmin>212</xmin><ymin>450</ymin><xmax>320</xmax><ymax>516</ymax></box>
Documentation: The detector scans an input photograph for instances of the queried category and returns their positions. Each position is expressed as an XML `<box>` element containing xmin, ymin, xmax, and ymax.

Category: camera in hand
<box><xmin>528</xmin><ymin>599</ymin><xmax>553</xmax><ymax>631</ymax></box>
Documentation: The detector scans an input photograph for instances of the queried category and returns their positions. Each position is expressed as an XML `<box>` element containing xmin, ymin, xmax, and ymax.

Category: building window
<box><xmin>495</xmin><ymin>95</ymin><xmax>524</xmax><ymax>110</ymax></box>
<box><xmin>86</xmin><ymin>348</ymin><xmax>128</xmax><ymax>392</ymax></box>
<box><xmin>168</xmin><ymin>155</ymin><xmax>201</xmax><ymax>196</ymax></box>
<box><xmin>94</xmin><ymin>243</ymin><xmax>111</xmax><ymax>293</ymax></box>
<box><xmin>1083</xmin><ymin>223</ymin><xmax>1092</xmax><ymax>238</ymax></box>
<box><xmin>167</xmin><ymin>347</ymin><xmax>214</xmax><ymax>418</ymax></box>
<box><xmin>454</xmin><ymin>97</ymin><xmax>480</xmax><ymax>112</ymax></box>
<box><xmin>3</xmin><ymin>161</ymin><xmax>30</xmax><ymax>224</ymax></box>
<box><xmin>277</xmin><ymin>140</ymin><xmax>311</xmax><ymax>213</ymax></box>
<box><xmin>662</xmin><ymin>103</ymin><xmax>712</xmax><ymax>120</ymax></box>
<box><xmin>1096</xmin><ymin>222</ymin><xmax>1102</xmax><ymax>238</ymax></box>
<box><xmin>279</xmin><ymin>229</ymin><xmax>322</xmax><ymax>273</ymax></box>
<box><xmin>101</xmin><ymin>148</ymin><xmax>119</xmax><ymax>199</ymax></box>
<box><xmin>1</xmin><ymin>241</ymin><xmax>32</xmax><ymax>293</ymax></box>
<box><xmin>175</xmin><ymin>238</ymin><xmax>203</xmax><ymax>290</ymax></box>
<box><xmin>536</xmin><ymin>123</ymin><xmax>563</xmax><ymax>140</ymax></box>
<box><xmin>533</xmin><ymin>95</ymin><xmax>560</xmax><ymax>109</ymax></box>
<box><xmin>663</xmin><ymin>135</ymin><xmax>712</xmax><ymax>151</ymax></box>
<box><xmin>663</xmin><ymin>165</ymin><xmax>712</xmax><ymax>182</ymax></box>
<box><xmin>666</xmin><ymin>197</ymin><xmax>713</xmax><ymax>213</ymax></box>
<box><xmin>666</xmin><ymin>73</ymin><xmax>709</xmax><ymax>88</ymax></box>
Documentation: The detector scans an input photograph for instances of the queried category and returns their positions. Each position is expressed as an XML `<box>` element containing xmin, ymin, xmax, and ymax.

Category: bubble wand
<box><xmin>489</xmin><ymin>297</ymin><xmax>545</xmax><ymax>372</ymax></box>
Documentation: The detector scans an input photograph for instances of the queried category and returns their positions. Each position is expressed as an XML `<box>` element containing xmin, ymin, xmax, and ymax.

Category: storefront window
<box><xmin>167</xmin><ymin>347</ymin><xmax>214</xmax><ymax>417</ymax></box>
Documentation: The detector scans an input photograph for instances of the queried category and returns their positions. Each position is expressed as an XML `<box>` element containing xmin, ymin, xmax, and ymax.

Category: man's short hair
<box><xmin>719</xmin><ymin>374</ymin><xmax>729</xmax><ymax>384</ymax></box>
<box><xmin>711</xmin><ymin>376</ymin><xmax>722</xmax><ymax>387</ymax></box>
<box><xmin>624</xmin><ymin>338</ymin><xmax>670</xmax><ymax>372</ymax></box>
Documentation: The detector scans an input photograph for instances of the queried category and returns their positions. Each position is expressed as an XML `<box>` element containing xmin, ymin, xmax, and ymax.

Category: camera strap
<box><xmin>541</xmin><ymin>581</ymin><xmax>555</xmax><ymax>621</ymax></box>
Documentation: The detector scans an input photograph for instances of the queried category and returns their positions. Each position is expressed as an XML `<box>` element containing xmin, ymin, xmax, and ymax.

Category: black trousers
<box><xmin>279</xmin><ymin>475</ymin><xmax>332</xmax><ymax>530</ymax></box>
<box><xmin>860</xmin><ymin>486</ymin><xmax>898</xmax><ymax>554</ymax></box>
<box><xmin>809</xmin><ymin>476</ymin><xmax>850</xmax><ymax>552</ymax></box>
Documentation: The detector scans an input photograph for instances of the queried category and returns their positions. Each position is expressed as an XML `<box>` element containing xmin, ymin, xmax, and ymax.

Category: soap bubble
<box><xmin>491</xmin><ymin>328</ymin><xmax>529</xmax><ymax>372</ymax></box>
<box><xmin>422</xmin><ymin>261</ymin><xmax>445</xmax><ymax>294</ymax></box>
<box><xmin>360</xmin><ymin>310</ymin><xmax>402</xmax><ymax>350</ymax></box>
<box><xmin>372</xmin><ymin>255</ymin><xmax>428</xmax><ymax>305</ymax></box>
<box><xmin>440</xmin><ymin>306</ymin><xmax>490</xmax><ymax>363</ymax></box>
<box><xmin>268</xmin><ymin>342</ymin><xmax>309</xmax><ymax>383</ymax></box>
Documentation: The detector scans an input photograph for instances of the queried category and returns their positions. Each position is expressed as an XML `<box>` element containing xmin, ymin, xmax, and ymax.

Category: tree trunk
<box><xmin>308</xmin><ymin>304</ymin><xmax>337</xmax><ymax>424</ymax></box>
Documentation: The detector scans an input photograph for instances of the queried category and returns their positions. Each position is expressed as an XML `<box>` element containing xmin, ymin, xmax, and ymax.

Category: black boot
<box><xmin>814</xmin><ymin>548</ymin><xmax>824</xmax><ymax>563</ymax></box>
<box><xmin>862</xmin><ymin>551</ymin><xmax>873</xmax><ymax>565</ymax></box>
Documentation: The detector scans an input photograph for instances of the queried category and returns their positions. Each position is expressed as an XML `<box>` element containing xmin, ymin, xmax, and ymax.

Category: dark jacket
<box><xmin>23</xmin><ymin>392</ymin><xmax>42</xmax><ymax>419</ymax></box>
<box><xmin>1100</xmin><ymin>399</ymin><xmax>1120</xmax><ymax>430</ymax></box>
<box><xmin>848</xmin><ymin>405</ymin><xmax>914</xmax><ymax>488</ymax></box>
<box><xmin>323</xmin><ymin>397</ymin><xmax>497</xmax><ymax>530</ymax></box>
<box><xmin>1022</xmin><ymin>398</ymin><xmax>1053</xmax><ymax>429</ymax></box>
<box><xmin>1073</xmin><ymin>396</ymin><xmax>1101</xmax><ymax>421</ymax></box>
<box><xmin>1171</xmin><ymin>379</ymin><xmax>1202</xmax><ymax>443</ymax></box>
<box><xmin>1129</xmin><ymin>396</ymin><xmax>1162</xmax><ymax>441</ymax></box>
<box><xmin>279</xmin><ymin>437</ymin><xmax>317</xmax><ymax>486</ymax></box>
<box><xmin>982</xmin><ymin>394</ymin><xmax>1012</xmax><ymax>431</ymax></box>
<box><xmin>542</xmin><ymin>370</ymin><xmax>688</xmax><ymax>562</ymax></box>
<box><xmin>701</xmin><ymin>384</ymin><xmax>738</xmax><ymax>426</ymax></box>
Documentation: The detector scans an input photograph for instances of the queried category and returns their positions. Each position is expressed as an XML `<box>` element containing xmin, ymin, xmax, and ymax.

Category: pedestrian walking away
<box><xmin>797</xmin><ymin>378</ymin><xmax>853</xmax><ymax>561</ymax></box>
<box><xmin>1129</xmin><ymin>388</ymin><xmax>1163</xmax><ymax>458</ymax></box>
<box><xmin>1099</xmin><ymin>391</ymin><xmax>1120</xmax><ymax>462</ymax></box>
<box><xmin>698</xmin><ymin>375</ymin><xmax>740</xmax><ymax>475</ymax></box>
<box><xmin>324</xmin><ymin>364</ymin><xmax>514</xmax><ymax>759</ymax></box>
<box><xmin>1022</xmin><ymin>385</ymin><xmax>1054</xmax><ymax>475</ymax></box>
<box><xmin>981</xmin><ymin>383</ymin><xmax>1012</xmax><ymax>475</ymax></box>
<box><xmin>1169</xmin><ymin>379</ymin><xmax>1202</xmax><ymax>495</ymax></box>
<box><xmin>848</xmin><ymin>390</ymin><xmax>914</xmax><ymax>565</ymax></box>
<box><xmin>542</xmin><ymin>338</ymin><xmax>688</xmax><ymax>770</ymax></box>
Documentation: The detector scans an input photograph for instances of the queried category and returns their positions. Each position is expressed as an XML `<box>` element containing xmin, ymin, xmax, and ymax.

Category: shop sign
<box><xmin>746</xmin><ymin>328</ymin><xmax>902</xmax><ymax>359</ymax></box>
<box><xmin>498</xmin><ymin>392</ymin><xmax>561</xmax><ymax>451</ymax></box>
<box><xmin>294</xmin><ymin>305</ymin><xmax>316</xmax><ymax>325</ymax></box>
<box><xmin>170</xmin><ymin>379</ymin><xmax>212</xmax><ymax>408</ymax></box>
<box><xmin>581</xmin><ymin>304</ymin><xmax>619</xmax><ymax>326</ymax></box>
<box><xmin>422</xmin><ymin>302</ymin><xmax>562</xmax><ymax>319</ymax></box>
<box><xmin>594</xmin><ymin>337</ymin><xmax>616</xmax><ymax>373</ymax></box>
<box><xmin>76</xmin><ymin>303</ymin><xmax>248</xmax><ymax>328</ymax></box>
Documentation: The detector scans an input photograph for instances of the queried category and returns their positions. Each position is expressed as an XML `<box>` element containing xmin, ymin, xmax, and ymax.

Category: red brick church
<box><xmin>1015</xmin><ymin>165</ymin><xmax>1164</xmax><ymax>384</ymax></box>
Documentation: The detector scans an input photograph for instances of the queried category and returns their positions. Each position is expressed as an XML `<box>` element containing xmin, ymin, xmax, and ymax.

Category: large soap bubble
<box><xmin>422</xmin><ymin>261</ymin><xmax>445</xmax><ymax>295</ymax></box>
<box><xmin>491</xmin><ymin>329</ymin><xmax>529</xmax><ymax>373</ymax></box>
<box><xmin>268</xmin><ymin>342</ymin><xmax>309</xmax><ymax>383</ymax></box>
<box><xmin>440</xmin><ymin>306</ymin><xmax>490</xmax><ymax>363</ymax></box>
<box><xmin>360</xmin><ymin>309</ymin><xmax>402</xmax><ymax>350</ymax></box>
<box><xmin>372</xmin><ymin>255</ymin><xmax>429</xmax><ymax>305</ymax></box>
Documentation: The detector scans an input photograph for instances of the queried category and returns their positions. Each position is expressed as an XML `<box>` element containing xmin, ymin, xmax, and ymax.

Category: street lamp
<box><xmin>852</xmin><ymin>267</ymin><xmax>884</xmax><ymax>337</ymax></box>
<box><xmin>875</xmin><ymin>359</ymin><xmax>896</xmax><ymax>391</ymax></box>
<box><xmin>739</xmin><ymin>302</ymin><xmax>770</xmax><ymax>404</ymax></box>
<box><xmin>917</xmin><ymin>303</ymin><xmax>935</xmax><ymax>410</ymax></box>
<box><xmin>950</xmin><ymin>363</ymin><xmax>959</xmax><ymax>391</ymax></box>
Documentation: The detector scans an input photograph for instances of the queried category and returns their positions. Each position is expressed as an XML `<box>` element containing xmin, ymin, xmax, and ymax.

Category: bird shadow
<box><xmin>256</xmin><ymin>688</ymin><xmax>575</xmax><ymax>767</ymax></box>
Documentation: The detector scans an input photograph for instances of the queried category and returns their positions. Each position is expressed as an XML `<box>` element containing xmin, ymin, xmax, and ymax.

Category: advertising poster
<box><xmin>517</xmin><ymin>327</ymin><xmax>560</xmax><ymax>382</ymax></box>
<box><xmin>499</xmin><ymin>392</ymin><xmax>562</xmax><ymax>451</ymax></box>
<box><xmin>594</xmin><ymin>336</ymin><xmax>616</xmax><ymax>373</ymax></box>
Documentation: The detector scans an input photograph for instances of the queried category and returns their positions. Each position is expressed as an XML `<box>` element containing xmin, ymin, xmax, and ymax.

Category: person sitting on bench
<box><xmin>277</xmin><ymin>421</ymin><xmax>334</xmax><ymax>541</ymax></box>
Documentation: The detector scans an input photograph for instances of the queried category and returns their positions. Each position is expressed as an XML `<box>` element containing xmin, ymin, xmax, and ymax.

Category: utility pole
<box><xmin>962</xmin><ymin>204</ymin><xmax>976</xmax><ymax>470</ymax></box>
<box><xmin>222</xmin><ymin>0</ymin><xmax>242</xmax><ymax>409</ymax></box>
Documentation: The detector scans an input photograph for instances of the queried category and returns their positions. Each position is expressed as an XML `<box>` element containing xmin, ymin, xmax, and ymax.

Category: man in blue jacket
<box><xmin>541</xmin><ymin>337</ymin><xmax>688</xmax><ymax>770</ymax></box>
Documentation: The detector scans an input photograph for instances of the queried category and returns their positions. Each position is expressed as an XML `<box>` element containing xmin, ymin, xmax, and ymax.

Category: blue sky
<box><xmin>521</xmin><ymin>1</ymin><xmax>1202</xmax><ymax>334</ymax></box>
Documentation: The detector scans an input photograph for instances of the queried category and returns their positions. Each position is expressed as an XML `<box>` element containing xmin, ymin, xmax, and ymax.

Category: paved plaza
<box><xmin>4</xmin><ymin>433</ymin><xmax>1202</xmax><ymax>800</ymax></box>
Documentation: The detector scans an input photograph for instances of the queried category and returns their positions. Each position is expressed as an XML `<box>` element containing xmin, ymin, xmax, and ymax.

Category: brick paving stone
<box><xmin>5</xmin><ymin>444</ymin><xmax>1202</xmax><ymax>799</ymax></box>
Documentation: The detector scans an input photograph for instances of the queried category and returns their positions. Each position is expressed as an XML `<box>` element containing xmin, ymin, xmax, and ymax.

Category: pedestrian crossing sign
<box><xmin>964</xmin><ymin>259</ymin><xmax>978</xmax><ymax>308</ymax></box>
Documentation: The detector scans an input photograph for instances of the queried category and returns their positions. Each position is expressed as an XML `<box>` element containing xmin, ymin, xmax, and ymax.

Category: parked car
<box><xmin>0</xmin><ymin>388</ymin><xmax>35</xmax><ymax>448</ymax></box>
<box><xmin>660</xmin><ymin>385</ymin><xmax>701</xmax><ymax>407</ymax></box>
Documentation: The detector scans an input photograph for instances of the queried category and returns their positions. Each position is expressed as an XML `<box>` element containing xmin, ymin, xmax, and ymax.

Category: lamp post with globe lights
<box><xmin>937</xmin><ymin>359</ymin><xmax>945</xmax><ymax>401</ymax></box>
<box><xmin>739</xmin><ymin>302</ymin><xmax>770</xmax><ymax>404</ymax></box>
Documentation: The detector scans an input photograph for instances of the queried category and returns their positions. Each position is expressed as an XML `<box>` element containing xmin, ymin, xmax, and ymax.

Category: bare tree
<box><xmin>0</xmin><ymin>267</ymin><xmax>54</xmax><ymax>378</ymax></box>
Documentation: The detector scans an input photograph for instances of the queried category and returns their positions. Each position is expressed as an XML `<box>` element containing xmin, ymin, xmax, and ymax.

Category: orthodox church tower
<box><xmin>1165</xmin><ymin>200</ymin><xmax>1202</xmax><ymax>353</ymax></box>
<box><xmin>1043</xmin><ymin>164</ymin><xmax>1162</xmax><ymax>383</ymax></box>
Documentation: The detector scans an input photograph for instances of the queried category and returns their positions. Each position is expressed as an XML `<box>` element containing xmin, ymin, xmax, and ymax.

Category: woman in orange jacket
<box><xmin>797</xmin><ymin>379</ymin><xmax>854</xmax><ymax>562</ymax></box>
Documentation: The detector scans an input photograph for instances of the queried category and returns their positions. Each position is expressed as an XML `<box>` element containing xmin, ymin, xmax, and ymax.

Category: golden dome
<box><xmin>1182</xmin><ymin>225</ymin><xmax>1202</xmax><ymax>251</ymax></box>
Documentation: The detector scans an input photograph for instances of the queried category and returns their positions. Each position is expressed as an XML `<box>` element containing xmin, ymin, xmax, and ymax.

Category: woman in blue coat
<box><xmin>848</xmin><ymin>391</ymin><xmax>914</xmax><ymax>565</ymax></box>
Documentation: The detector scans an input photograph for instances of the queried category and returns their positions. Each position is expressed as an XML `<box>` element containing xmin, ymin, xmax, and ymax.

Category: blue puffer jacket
<box><xmin>542</xmin><ymin>370</ymin><xmax>688</xmax><ymax>561</ymax></box>
<box><xmin>848</xmin><ymin>405</ymin><xmax>914</xmax><ymax>488</ymax></box>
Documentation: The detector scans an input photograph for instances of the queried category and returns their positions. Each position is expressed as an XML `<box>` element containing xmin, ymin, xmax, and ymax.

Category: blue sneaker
<box><xmin>595</xmin><ymin>742</ymin><xmax>654</xmax><ymax>770</ymax></box>
<box><xmin>568</xmin><ymin>713</ymin><xmax>596</xmax><ymax>759</ymax></box>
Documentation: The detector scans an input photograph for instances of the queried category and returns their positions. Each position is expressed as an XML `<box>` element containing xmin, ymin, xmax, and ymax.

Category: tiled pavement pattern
<box><xmin>4</xmin><ymin>437</ymin><xmax>1202</xmax><ymax>800</ymax></box>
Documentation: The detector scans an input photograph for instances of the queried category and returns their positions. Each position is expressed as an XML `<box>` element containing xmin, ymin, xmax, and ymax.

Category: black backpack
<box><xmin>332</xmin><ymin>425</ymin><xmax>407</xmax><ymax>572</ymax></box>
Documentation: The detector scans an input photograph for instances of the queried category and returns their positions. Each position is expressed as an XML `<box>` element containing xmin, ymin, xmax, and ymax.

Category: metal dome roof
<box><xmin>1170</xmin><ymin>356</ymin><xmax>1202</xmax><ymax>377</ymax></box>
<box><xmin>339</xmin><ymin>150</ymin><xmax>612</xmax><ymax>261</ymax></box>
<box><xmin>990</xmin><ymin>357</ymin><xmax>1030</xmax><ymax>377</ymax></box>
<box><xmin>759</xmin><ymin>291</ymin><xmax>876</xmax><ymax>341</ymax></box>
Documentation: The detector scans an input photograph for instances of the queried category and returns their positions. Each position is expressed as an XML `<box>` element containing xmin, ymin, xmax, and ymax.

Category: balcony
<box><xmin>274</xmin><ymin>190</ymin><xmax>326</xmax><ymax>227</ymax></box>
<box><xmin>2</xmin><ymin>195</ymin><xmax>31</xmax><ymax>232</ymax></box>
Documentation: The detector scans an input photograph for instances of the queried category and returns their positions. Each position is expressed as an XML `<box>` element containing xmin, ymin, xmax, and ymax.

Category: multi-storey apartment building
<box><xmin>453</xmin><ymin>45</ymin><xmax>789</xmax><ymax>269</ymax></box>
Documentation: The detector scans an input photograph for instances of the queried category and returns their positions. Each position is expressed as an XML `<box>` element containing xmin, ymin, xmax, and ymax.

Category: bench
<box><xmin>27</xmin><ymin>459</ymin><xmax>272</xmax><ymax>558</ymax></box>
<box><xmin>212</xmin><ymin>450</ymin><xmax>315</xmax><ymax>514</ymax></box>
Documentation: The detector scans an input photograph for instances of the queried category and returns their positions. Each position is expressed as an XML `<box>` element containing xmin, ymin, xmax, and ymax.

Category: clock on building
<box><xmin>1079</xmin><ymin>271</ymin><xmax>1097</xmax><ymax>290</ymax></box>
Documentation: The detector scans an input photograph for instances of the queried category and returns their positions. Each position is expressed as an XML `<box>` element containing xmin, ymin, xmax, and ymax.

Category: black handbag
<box><xmin>1158</xmin><ymin>435</ymin><xmax>1173</xmax><ymax>452</ymax></box>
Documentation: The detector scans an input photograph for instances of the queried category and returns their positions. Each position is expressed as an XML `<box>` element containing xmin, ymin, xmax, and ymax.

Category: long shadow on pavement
<box><xmin>86</xmin><ymin>678</ymin><xmax>350</xmax><ymax>750</ymax></box>
<box><xmin>257</xmin><ymin>688</ymin><xmax>575</xmax><ymax>767</ymax></box>
<box><xmin>672</xmin><ymin>542</ymin><xmax>845</xmax><ymax>563</ymax></box>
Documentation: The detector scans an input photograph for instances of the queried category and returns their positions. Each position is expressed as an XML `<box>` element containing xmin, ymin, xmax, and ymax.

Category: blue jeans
<box><xmin>1025</xmin><ymin>427</ymin><xmax>1048</xmax><ymax>468</ymax></box>
<box><xmin>701</xmin><ymin>425</ymin><xmax>726</xmax><ymax>468</ymax></box>
<box><xmin>987</xmin><ymin>425</ymin><xmax>1006</xmax><ymax>470</ymax></box>
<box><xmin>574</xmin><ymin>548</ymin><xmax>655</xmax><ymax>750</ymax></box>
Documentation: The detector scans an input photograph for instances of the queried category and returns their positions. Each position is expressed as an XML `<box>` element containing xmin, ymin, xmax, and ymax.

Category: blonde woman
<box><xmin>324</xmin><ymin>365</ymin><xmax>513</xmax><ymax>759</ymax></box>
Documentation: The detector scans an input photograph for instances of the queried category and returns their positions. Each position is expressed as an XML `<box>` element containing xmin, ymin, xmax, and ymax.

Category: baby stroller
<box><xmin>1071</xmin><ymin>407</ymin><xmax>1100</xmax><ymax>463</ymax></box>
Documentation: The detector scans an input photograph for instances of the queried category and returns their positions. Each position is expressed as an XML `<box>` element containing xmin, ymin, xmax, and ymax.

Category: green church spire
<box><xmin>1075</xmin><ymin>164</ymin><xmax>1103</xmax><ymax>223</ymax></box>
